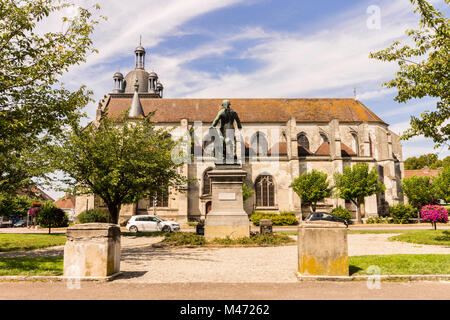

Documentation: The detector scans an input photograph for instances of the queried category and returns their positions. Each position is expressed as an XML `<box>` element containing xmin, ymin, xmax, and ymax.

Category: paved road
<box><xmin>0</xmin><ymin>281</ymin><xmax>449</xmax><ymax>300</ymax></box>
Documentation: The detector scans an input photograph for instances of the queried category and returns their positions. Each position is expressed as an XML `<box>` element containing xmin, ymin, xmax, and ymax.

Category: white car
<box><xmin>126</xmin><ymin>215</ymin><xmax>180</xmax><ymax>233</ymax></box>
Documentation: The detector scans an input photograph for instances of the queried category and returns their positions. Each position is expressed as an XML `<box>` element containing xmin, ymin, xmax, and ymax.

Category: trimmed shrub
<box><xmin>389</xmin><ymin>204</ymin><xmax>417</xmax><ymax>224</ymax></box>
<box><xmin>77</xmin><ymin>208</ymin><xmax>110</xmax><ymax>223</ymax></box>
<box><xmin>162</xmin><ymin>232</ymin><xmax>206</xmax><ymax>245</ymax></box>
<box><xmin>280</xmin><ymin>211</ymin><xmax>296</xmax><ymax>216</ymax></box>
<box><xmin>250</xmin><ymin>212</ymin><xmax>298</xmax><ymax>226</ymax></box>
<box><xmin>37</xmin><ymin>202</ymin><xmax>69</xmax><ymax>232</ymax></box>
<box><xmin>366</xmin><ymin>217</ymin><xmax>374</xmax><ymax>224</ymax></box>
<box><xmin>331</xmin><ymin>206</ymin><xmax>352</xmax><ymax>223</ymax></box>
<box><xmin>211</xmin><ymin>233</ymin><xmax>294</xmax><ymax>246</ymax></box>
<box><xmin>374</xmin><ymin>216</ymin><xmax>384</xmax><ymax>224</ymax></box>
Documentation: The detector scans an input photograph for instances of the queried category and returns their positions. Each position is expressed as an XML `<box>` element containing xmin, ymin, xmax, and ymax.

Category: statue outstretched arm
<box><xmin>211</xmin><ymin>110</ymin><xmax>223</xmax><ymax>128</ymax></box>
<box><xmin>235</xmin><ymin>113</ymin><xmax>242</xmax><ymax>130</ymax></box>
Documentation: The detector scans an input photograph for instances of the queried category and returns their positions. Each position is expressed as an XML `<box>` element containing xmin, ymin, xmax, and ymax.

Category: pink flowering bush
<box><xmin>421</xmin><ymin>205</ymin><xmax>448</xmax><ymax>230</ymax></box>
<box><xmin>27</xmin><ymin>206</ymin><xmax>41</xmax><ymax>216</ymax></box>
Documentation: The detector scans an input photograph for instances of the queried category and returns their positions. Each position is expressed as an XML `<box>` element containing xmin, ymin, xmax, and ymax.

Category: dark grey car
<box><xmin>305</xmin><ymin>212</ymin><xmax>348</xmax><ymax>227</ymax></box>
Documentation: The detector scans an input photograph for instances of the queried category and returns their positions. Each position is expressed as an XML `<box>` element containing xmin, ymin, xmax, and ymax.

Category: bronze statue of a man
<box><xmin>210</xmin><ymin>100</ymin><xmax>242</xmax><ymax>162</ymax></box>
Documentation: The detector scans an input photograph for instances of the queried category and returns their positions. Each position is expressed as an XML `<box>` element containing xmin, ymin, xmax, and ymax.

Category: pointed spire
<box><xmin>129</xmin><ymin>79</ymin><xmax>144</xmax><ymax>117</ymax></box>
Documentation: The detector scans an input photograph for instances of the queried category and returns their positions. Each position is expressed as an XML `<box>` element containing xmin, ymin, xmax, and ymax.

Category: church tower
<box><xmin>112</xmin><ymin>41</ymin><xmax>164</xmax><ymax>98</ymax></box>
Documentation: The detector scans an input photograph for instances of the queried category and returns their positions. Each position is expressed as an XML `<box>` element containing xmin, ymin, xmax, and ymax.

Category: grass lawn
<box><xmin>349</xmin><ymin>254</ymin><xmax>450</xmax><ymax>275</ymax></box>
<box><xmin>0</xmin><ymin>257</ymin><xmax>63</xmax><ymax>276</ymax></box>
<box><xmin>0</xmin><ymin>234</ymin><xmax>66</xmax><ymax>252</ymax></box>
<box><xmin>388</xmin><ymin>230</ymin><xmax>450</xmax><ymax>246</ymax></box>
<box><xmin>277</xmin><ymin>229</ymin><xmax>450</xmax><ymax>247</ymax></box>
<box><xmin>0</xmin><ymin>254</ymin><xmax>448</xmax><ymax>277</ymax></box>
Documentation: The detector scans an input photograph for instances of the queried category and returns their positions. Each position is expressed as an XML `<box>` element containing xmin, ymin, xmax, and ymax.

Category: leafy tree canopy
<box><xmin>0</xmin><ymin>0</ymin><xmax>102</xmax><ymax>194</ymax></box>
<box><xmin>36</xmin><ymin>201</ymin><xmax>68</xmax><ymax>233</ymax></box>
<box><xmin>433</xmin><ymin>166</ymin><xmax>450</xmax><ymax>203</ymax></box>
<box><xmin>404</xmin><ymin>154</ymin><xmax>450</xmax><ymax>169</ymax></box>
<box><xmin>242</xmin><ymin>183</ymin><xmax>254</xmax><ymax>202</ymax></box>
<box><xmin>369</xmin><ymin>0</ymin><xmax>449</xmax><ymax>148</ymax></box>
<box><xmin>334</xmin><ymin>163</ymin><xmax>385</xmax><ymax>222</ymax></box>
<box><xmin>47</xmin><ymin>113</ymin><xmax>187</xmax><ymax>224</ymax></box>
<box><xmin>0</xmin><ymin>192</ymin><xmax>35</xmax><ymax>218</ymax></box>
<box><xmin>291</xmin><ymin>169</ymin><xmax>332</xmax><ymax>212</ymax></box>
<box><xmin>401</xmin><ymin>175</ymin><xmax>439</xmax><ymax>210</ymax></box>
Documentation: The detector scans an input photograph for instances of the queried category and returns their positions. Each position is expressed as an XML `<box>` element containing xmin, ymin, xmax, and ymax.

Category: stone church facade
<box><xmin>74</xmin><ymin>45</ymin><xmax>404</xmax><ymax>224</ymax></box>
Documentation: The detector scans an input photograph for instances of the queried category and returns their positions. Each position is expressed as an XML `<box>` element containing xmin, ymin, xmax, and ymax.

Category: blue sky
<box><xmin>42</xmin><ymin>0</ymin><xmax>448</xmax><ymax>199</ymax></box>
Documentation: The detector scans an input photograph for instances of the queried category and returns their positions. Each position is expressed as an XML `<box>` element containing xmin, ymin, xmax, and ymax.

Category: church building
<box><xmin>74</xmin><ymin>45</ymin><xmax>405</xmax><ymax>224</ymax></box>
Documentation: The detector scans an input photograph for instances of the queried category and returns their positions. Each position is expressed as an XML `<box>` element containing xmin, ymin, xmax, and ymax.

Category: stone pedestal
<box><xmin>63</xmin><ymin>223</ymin><xmax>121</xmax><ymax>279</ymax></box>
<box><xmin>298</xmin><ymin>221</ymin><xmax>348</xmax><ymax>276</ymax></box>
<box><xmin>204</xmin><ymin>164</ymin><xmax>250</xmax><ymax>240</ymax></box>
<box><xmin>260</xmin><ymin>219</ymin><xmax>273</xmax><ymax>234</ymax></box>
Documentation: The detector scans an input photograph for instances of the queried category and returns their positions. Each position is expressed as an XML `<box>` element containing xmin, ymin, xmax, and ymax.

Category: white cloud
<box><xmin>148</xmin><ymin>0</ymin><xmax>422</xmax><ymax>99</ymax></box>
<box><xmin>379</xmin><ymin>99</ymin><xmax>440</xmax><ymax>118</ymax></box>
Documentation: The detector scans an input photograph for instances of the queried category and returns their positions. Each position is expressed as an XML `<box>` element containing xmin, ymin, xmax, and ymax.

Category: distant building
<box><xmin>55</xmin><ymin>194</ymin><xmax>76</xmax><ymax>221</ymax></box>
<box><xmin>17</xmin><ymin>186</ymin><xmax>54</xmax><ymax>202</ymax></box>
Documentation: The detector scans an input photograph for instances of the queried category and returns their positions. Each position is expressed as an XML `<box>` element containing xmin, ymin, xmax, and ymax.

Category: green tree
<box><xmin>404</xmin><ymin>153</ymin><xmax>440</xmax><ymax>169</ymax></box>
<box><xmin>0</xmin><ymin>193</ymin><xmax>35</xmax><ymax>218</ymax></box>
<box><xmin>0</xmin><ymin>0</ymin><xmax>102</xmax><ymax>194</ymax></box>
<box><xmin>37</xmin><ymin>201</ymin><xmax>68</xmax><ymax>234</ymax></box>
<box><xmin>48</xmin><ymin>113</ymin><xmax>186</xmax><ymax>224</ymax></box>
<box><xmin>401</xmin><ymin>175</ymin><xmax>438</xmax><ymax>219</ymax></box>
<box><xmin>333</xmin><ymin>163</ymin><xmax>385</xmax><ymax>223</ymax></box>
<box><xmin>291</xmin><ymin>170</ymin><xmax>332</xmax><ymax>212</ymax></box>
<box><xmin>369</xmin><ymin>0</ymin><xmax>449</xmax><ymax>148</ymax></box>
<box><xmin>242</xmin><ymin>183</ymin><xmax>254</xmax><ymax>202</ymax></box>
<box><xmin>433</xmin><ymin>166</ymin><xmax>450</xmax><ymax>203</ymax></box>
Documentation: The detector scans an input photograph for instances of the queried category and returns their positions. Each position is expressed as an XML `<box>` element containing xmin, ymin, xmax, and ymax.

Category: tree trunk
<box><xmin>433</xmin><ymin>221</ymin><xmax>436</xmax><ymax>230</ymax></box>
<box><xmin>48</xmin><ymin>224</ymin><xmax>51</xmax><ymax>234</ymax></box>
<box><xmin>355</xmin><ymin>200</ymin><xmax>364</xmax><ymax>224</ymax></box>
<box><xmin>107</xmin><ymin>204</ymin><xmax>120</xmax><ymax>225</ymax></box>
<box><xmin>311</xmin><ymin>203</ymin><xmax>316</xmax><ymax>212</ymax></box>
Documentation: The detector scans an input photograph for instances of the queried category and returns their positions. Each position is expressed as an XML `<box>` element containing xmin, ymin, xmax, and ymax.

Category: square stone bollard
<box><xmin>64</xmin><ymin>223</ymin><xmax>121</xmax><ymax>279</ymax></box>
<box><xmin>298</xmin><ymin>221</ymin><xmax>348</xmax><ymax>276</ymax></box>
<box><xmin>259</xmin><ymin>219</ymin><xmax>273</xmax><ymax>234</ymax></box>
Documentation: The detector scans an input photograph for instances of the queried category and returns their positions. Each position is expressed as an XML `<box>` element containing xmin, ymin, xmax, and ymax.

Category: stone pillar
<box><xmin>298</xmin><ymin>221</ymin><xmax>348</xmax><ymax>276</ymax></box>
<box><xmin>259</xmin><ymin>219</ymin><xmax>273</xmax><ymax>234</ymax></box>
<box><xmin>63</xmin><ymin>223</ymin><xmax>121</xmax><ymax>279</ymax></box>
<box><xmin>204</xmin><ymin>164</ymin><xmax>250</xmax><ymax>240</ymax></box>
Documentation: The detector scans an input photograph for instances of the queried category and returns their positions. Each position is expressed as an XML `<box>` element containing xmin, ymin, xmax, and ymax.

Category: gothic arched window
<box><xmin>203</xmin><ymin>168</ymin><xmax>213</xmax><ymax>195</ymax></box>
<box><xmin>351</xmin><ymin>133</ymin><xmax>359</xmax><ymax>156</ymax></box>
<box><xmin>255</xmin><ymin>175</ymin><xmax>275</xmax><ymax>207</ymax></box>
<box><xmin>320</xmin><ymin>133</ymin><xmax>329</xmax><ymax>143</ymax></box>
<box><xmin>297</xmin><ymin>133</ymin><xmax>311</xmax><ymax>156</ymax></box>
<box><xmin>150</xmin><ymin>188</ymin><xmax>169</xmax><ymax>207</ymax></box>
<box><xmin>251</xmin><ymin>132</ymin><xmax>268</xmax><ymax>156</ymax></box>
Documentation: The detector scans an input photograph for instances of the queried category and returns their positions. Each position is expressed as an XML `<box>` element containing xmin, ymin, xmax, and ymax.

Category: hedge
<box><xmin>250</xmin><ymin>211</ymin><xmax>298</xmax><ymax>226</ymax></box>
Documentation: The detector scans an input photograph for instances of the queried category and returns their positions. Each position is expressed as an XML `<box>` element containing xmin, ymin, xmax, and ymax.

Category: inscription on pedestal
<box><xmin>218</xmin><ymin>192</ymin><xmax>236</xmax><ymax>201</ymax></box>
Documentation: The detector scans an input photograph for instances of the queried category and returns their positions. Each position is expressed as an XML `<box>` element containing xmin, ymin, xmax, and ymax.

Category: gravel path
<box><xmin>116</xmin><ymin>234</ymin><xmax>450</xmax><ymax>283</ymax></box>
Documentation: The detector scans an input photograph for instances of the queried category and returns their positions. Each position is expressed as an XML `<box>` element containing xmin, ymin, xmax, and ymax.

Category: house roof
<box><xmin>54</xmin><ymin>194</ymin><xmax>76</xmax><ymax>209</ymax></box>
<box><xmin>104</xmin><ymin>97</ymin><xmax>387</xmax><ymax>124</ymax></box>
<box><xmin>17</xmin><ymin>186</ymin><xmax>54</xmax><ymax>202</ymax></box>
<box><xmin>404</xmin><ymin>169</ymin><xmax>442</xmax><ymax>179</ymax></box>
